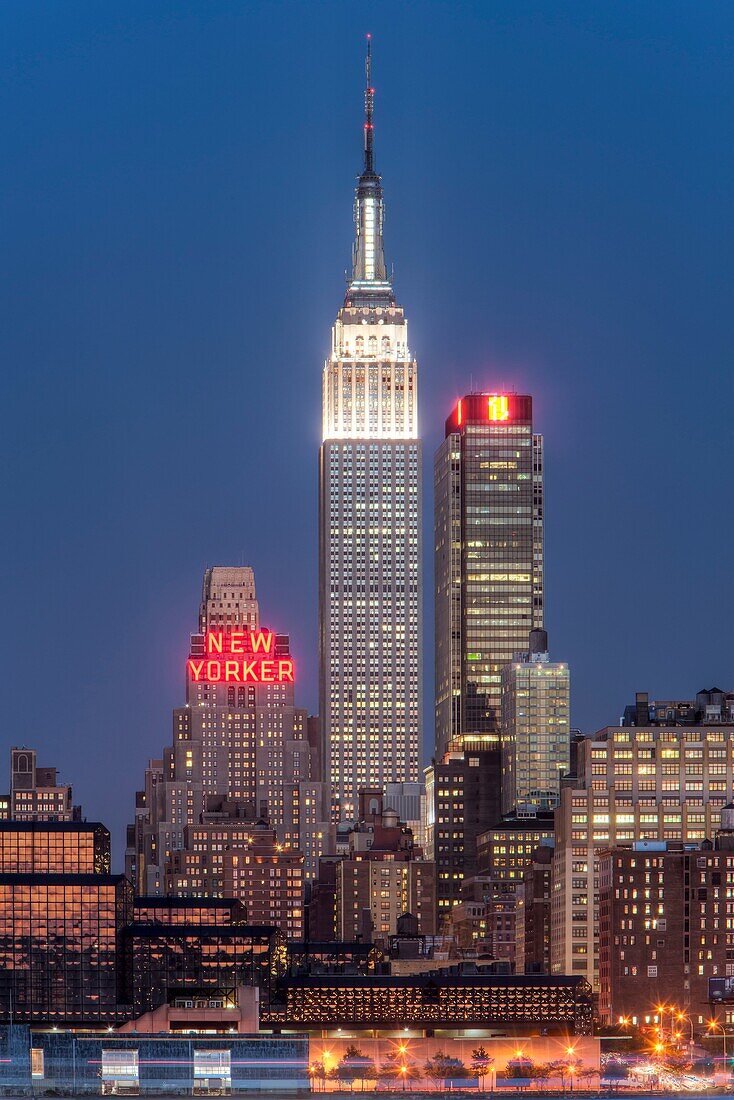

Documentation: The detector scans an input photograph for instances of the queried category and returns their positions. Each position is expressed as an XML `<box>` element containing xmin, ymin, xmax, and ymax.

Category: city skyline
<box><xmin>2</xmin><ymin>2</ymin><xmax>733</xmax><ymax>852</ymax></box>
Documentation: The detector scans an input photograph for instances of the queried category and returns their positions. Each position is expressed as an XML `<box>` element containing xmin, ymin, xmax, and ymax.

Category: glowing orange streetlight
<box><xmin>655</xmin><ymin>1003</ymin><xmax>666</xmax><ymax>1036</ymax></box>
<box><xmin>676</xmin><ymin>1011</ymin><xmax>695</xmax><ymax>1047</ymax></box>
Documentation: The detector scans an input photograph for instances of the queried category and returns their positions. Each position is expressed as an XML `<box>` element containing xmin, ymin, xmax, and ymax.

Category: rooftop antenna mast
<box><xmin>364</xmin><ymin>34</ymin><xmax>374</xmax><ymax>174</ymax></box>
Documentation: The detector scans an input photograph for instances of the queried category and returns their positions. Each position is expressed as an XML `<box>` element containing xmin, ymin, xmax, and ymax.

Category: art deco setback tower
<box><xmin>319</xmin><ymin>43</ymin><xmax>422</xmax><ymax>819</ymax></box>
<box><xmin>126</xmin><ymin>567</ymin><xmax>330</xmax><ymax>895</ymax></box>
<box><xmin>434</xmin><ymin>393</ymin><xmax>544</xmax><ymax>757</ymax></box>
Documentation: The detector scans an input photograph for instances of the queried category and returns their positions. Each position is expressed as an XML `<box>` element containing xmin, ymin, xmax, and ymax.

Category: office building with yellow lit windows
<box><xmin>434</xmin><ymin>393</ymin><xmax>543</xmax><ymax>757</ymax></box>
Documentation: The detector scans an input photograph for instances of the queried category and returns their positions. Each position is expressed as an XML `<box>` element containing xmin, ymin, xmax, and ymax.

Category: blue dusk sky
<box><xmin>1</xmin><ymin>1</ymin><xmax>732</xmax><ymax>860</ymax></box>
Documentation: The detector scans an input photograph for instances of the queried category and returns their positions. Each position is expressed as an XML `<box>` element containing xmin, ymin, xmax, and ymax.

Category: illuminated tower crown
<box><xmin>322</xmin><ymin>39</ymin><xmax>416</xmax><ymax>442</ymax></box>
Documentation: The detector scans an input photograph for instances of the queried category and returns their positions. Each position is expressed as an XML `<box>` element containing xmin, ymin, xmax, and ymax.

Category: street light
<box><xmin>321</xmin><ymin>1049</ymin><xmax>333</xmax><ymax>1089</ymax></box>
<box><xmin>669</xmin><ymin>1005</ymin><xmax>684</xmax><ymax>1041</ymax></box>
<box><xmin>654</xmin><ymin>1004</ymin><xmax>668</xmax><ymax>1043</ymax></box>
<box><xmin>708</xmin><ymin>1019</ymin><xmax>729</xmax><ymax>1076</ymax></box>
<box><xmin>677</xmin><ymin>1011</ymin><xmax>695</xmax><ymax>1049</ymax></box>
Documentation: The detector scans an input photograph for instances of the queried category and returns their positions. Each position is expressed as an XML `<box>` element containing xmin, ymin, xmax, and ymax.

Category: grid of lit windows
<box><xmin>0</xmin><ymin>822</ymin><xmax>110</xmax><ymax>875</ymax></box>
<box><xmin>321</xmin><ymin>437</ymin><xmax>421</xmax><ymax>818</ymax></box>
<box><xmin>0</xmin><ymin>874</ymin><xmax>131</xmax><ymax>1023</ymax></box>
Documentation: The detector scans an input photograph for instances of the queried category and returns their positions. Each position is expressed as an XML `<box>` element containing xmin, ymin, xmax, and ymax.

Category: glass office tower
<box><xmin>434</xmin><ymin>393</ymin><xmax>543</xmax><ymax>757</ymax></box>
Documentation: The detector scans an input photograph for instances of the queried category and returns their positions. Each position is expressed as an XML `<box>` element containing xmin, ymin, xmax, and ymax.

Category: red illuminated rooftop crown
<box><xmin>445</xmin><ymin>393</ymin><xmax>532</xmax><ymax>436</ymax></box>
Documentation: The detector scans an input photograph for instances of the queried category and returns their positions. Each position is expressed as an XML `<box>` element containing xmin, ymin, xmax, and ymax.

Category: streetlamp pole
<box><xmin>718</xmin><ymin>1022</ymin><xmax>728</xmax><ymax>1083</ymax></box>
<box><xmin>708</xmin><ymin>1020</ymin><xmax>729</xmax><ymax>1084</ymax></box>
<box><xmin>680</xmin><ymin>1013</ymin><xmax>695</xmax><ymax>1054</ymax></box>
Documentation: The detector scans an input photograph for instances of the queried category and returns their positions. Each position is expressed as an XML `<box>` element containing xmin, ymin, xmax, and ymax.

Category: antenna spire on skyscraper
<box><xmin>345</xmin><ymin>33</ymin><xmax>391</xmax><ymax>299</ymax></box>
<box><xmin>364</xmin><ymin>34</ymin><xmax>374</xmax><ymax>175</ymax></box>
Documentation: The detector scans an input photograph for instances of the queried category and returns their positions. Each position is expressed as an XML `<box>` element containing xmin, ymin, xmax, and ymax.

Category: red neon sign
<box><xmin>187</xmin><ymin>631</ymin><xmax>295</xmax><ymax>684</ymax></box>
<box><xmin>204</xmin><ymin>631</ymin><xmax>273</xmax><ymax>655</ymax></box>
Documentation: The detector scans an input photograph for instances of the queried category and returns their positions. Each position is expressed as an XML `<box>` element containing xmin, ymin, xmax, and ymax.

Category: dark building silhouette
<box><xmin>426</xmin><ymin>744</ymin><xmax>502</xmax><ymax>924</ymax></box>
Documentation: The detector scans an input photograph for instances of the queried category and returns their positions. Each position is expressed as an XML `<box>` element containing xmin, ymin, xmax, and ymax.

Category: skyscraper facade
<box><xmin>434</xmin><ymin>393</ymin><xmax>543</xmax><ymax>756</ymax></box>
<box><xmin>501</xmin><ymin>629</ymin><xmax>570</xmax><ymax>815</ymax></box>
<box><xmin>319</xmin><ymin>45</ymin><xmax>421</xmax><ymax>819</ymax></box>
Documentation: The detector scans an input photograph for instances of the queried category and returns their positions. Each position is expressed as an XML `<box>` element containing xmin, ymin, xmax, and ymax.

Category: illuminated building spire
<box><xmin>347</xmin><ymin>35</ymin><xmax>392</xmax><ymax>306</ymax></box>
<box><xmin>364</xmin><ymin>33</ymin><xmax>374</xmax><ymax>175</ymax></box>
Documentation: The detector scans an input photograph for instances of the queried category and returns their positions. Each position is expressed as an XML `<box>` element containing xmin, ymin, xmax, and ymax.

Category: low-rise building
<box><xmin>122</xmin><ymin>915</ymin><xmax>282</xmax><ymax>1021</ymax></box>
<box><xmin>516</xmin><ymin>844</ymin><xmax>553</xmax><ymax>974</ymax></box>
<box><xmin>334</xmin><ymin>792</ymin><xmax>435</xmax><ymax>940</ymax></box>
<box><xmin>425</xmin><ymin>744</ymin><xmax>502</xmax><ymax>924</ymax></box>
<box><xmin>1</xmin><ymin>747</ymin><xmax>80</xmax><ymax>822</ymax></box>
<box><xmin>0</xmin><ymin>822</ymin><xmax>131</xmax><ymax>1025</ymax></box>
<box><xmin>598</xmin><ymin>817</ymin><xmax>734</xmax><ymax>1032</ymax></box>
<box><xmin>262</xmin><ymin>969</ymin><xmax>593</xmax><ymax>1034</ymax></box>
<box><xmin>165</xmin><ymin>819</ymin><xmax>305</xmax><ymax>939</ymax></box>
<box><xmin>552</xmin><ymin>697</ymin><xmax>734</xmax><ymax>993</ymax></box>
<box><xmin>477</xmin><ymin>809</ymin><xmax>555</xmax><ymax>889</ymax></box>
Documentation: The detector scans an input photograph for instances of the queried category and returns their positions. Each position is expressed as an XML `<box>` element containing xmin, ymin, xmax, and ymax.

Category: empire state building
<box><xmin>319</xmin><ymin>41</ymin><xmax>422</xmax><ymax>819</ymax></box>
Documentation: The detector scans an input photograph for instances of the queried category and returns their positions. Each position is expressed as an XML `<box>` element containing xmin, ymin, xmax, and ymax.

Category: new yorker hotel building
<box><xmin>319</xmin><ymin>47</ymin><xmax>421</xmax><ymax>818</ymax></box>
<box><xmin>127</xmin><ymin>567</ymin><xmax>329</xmax><ymax>896</ymax></box>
